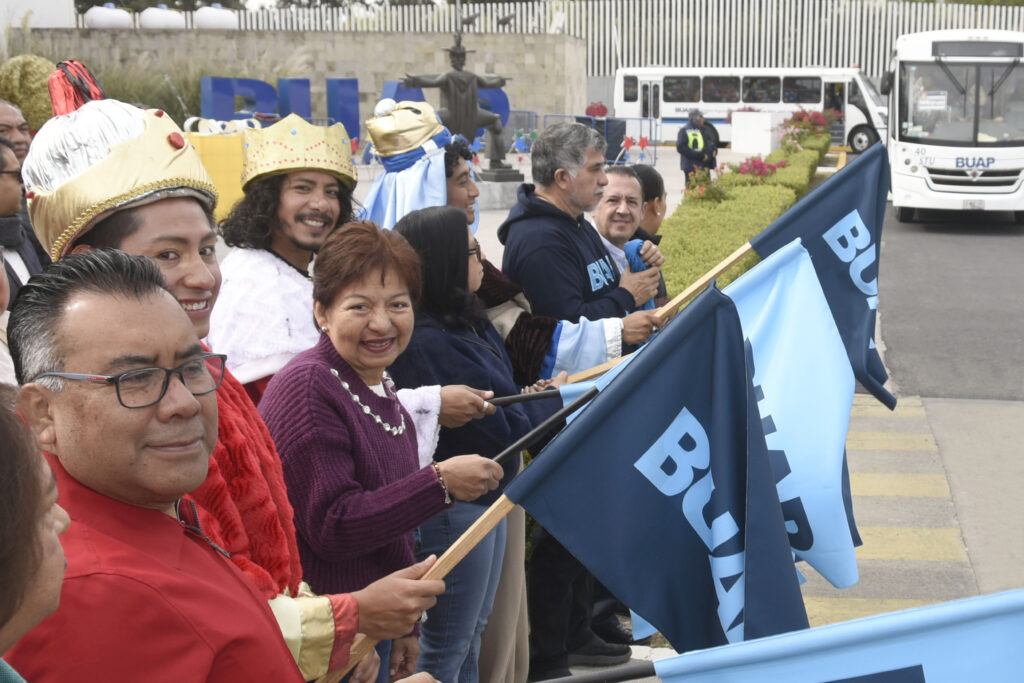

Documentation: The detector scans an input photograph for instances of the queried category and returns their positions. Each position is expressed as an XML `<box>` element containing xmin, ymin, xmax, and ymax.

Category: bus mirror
<box><xmin>880</xmin><ymin>72</ymin><xmax>893</xmax><ymax>96</ymax></box>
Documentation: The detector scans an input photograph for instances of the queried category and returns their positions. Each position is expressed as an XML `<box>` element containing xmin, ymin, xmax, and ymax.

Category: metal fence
<box><xmin>96</xmin><ymin>0</ymin><xmax>1024</xmax><ymax>79</ymax></box>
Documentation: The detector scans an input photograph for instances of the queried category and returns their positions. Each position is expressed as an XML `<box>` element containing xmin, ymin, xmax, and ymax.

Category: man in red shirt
<box><xmin>5</xmin><ymin>249</ymin><xmax>308</xmax><ymax>682</ymax></box>
<box><xmin>18</xmin><ymin>94</ymin><xmax>443</xmax><ymax>682</ymax></box>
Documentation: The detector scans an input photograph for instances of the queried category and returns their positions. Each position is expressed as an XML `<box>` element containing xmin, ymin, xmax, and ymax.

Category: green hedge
<box><xmin>659</xmin><ymin>133</ymin><xmax>831</xmax><ymax>296</ymax></box>
<box><xmin>764</xmin><ymin>148</ymin><xmax>821</xmax><ymax>199</ymax></box>
<box><xmin>659</xmin><ymin>184</ymin><xmax>796</xmax><ymax>294</ymax></box>
<box><xmin>798</xmin><ymin>133</ymin><xmax>832</xmax><ymax>157</ymax></box>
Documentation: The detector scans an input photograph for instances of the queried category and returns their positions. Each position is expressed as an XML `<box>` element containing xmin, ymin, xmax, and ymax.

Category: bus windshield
<box><xmin>898</xmin><ymin>61</ymin><xmax>1024</xmax><ymax>145</ymax></box>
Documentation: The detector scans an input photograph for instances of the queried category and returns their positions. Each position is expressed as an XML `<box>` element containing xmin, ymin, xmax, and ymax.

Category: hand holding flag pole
<box><xmin>317</xmin><ymin>388</ymin><xmax>598</xmax><ymax>682</ymax></box>
<box><xmin>568</xmin><ymin>240</ymin><xmax>755</xmax><ymax>383</ymax></box>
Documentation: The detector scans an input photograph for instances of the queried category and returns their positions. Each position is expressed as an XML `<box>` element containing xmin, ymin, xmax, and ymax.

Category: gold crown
<box><xmin>241</xmin><ymin>113</ymin><xmax>357</xmax><ymax>190</ymax></box>
<box><xmin>28</xmin><ymin>106</ymin><xmax>219</xmax><ymax>261</ymax></box>
<box><xmin>366</xmin><ymin>101</ymin><xmax>445</xmax><ymax>157</ymax></box>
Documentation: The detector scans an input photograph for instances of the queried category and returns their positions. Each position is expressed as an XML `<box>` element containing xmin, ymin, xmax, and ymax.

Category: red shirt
<box><xmin>4</xmin><ymin>458</ymin><xmax>305</xmax><ymax>683</ymax></box>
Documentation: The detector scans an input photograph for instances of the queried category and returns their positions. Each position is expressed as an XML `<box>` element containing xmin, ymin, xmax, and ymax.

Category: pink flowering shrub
<box><xmin>778</xmin><ymin>108</ymin><xmax>841</xmax><ymax>152</ymax></box>
<box><xmin>730</xmin><ymin>155</ymin><xmax>787</xmax><ymax>182</ymax></box>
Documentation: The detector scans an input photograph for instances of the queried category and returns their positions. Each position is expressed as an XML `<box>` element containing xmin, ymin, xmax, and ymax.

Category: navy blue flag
<box><xmin>505</xmin><ymin>286</ymin><xmax>808</xmax><ymax>653</ymax></box>
<box><xmin>749</xmin><ymin>143</ymin><xmax>896</xmax><ymax>409</ymax></box>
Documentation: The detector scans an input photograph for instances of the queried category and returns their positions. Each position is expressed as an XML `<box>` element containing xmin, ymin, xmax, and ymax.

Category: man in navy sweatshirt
<box><xmin>497</xmin><ymin>122</ymin><xmax>665</xmax><ymax>681</ymax></box>
<box><xmin>497</xmin><ymin>122</ymin><xmax>663</xmax><ymax>327</ymax></box>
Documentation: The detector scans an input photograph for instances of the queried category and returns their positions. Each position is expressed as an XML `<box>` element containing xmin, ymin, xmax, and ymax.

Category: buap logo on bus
<box><xmin>955</xmin><ymin>156</ymin><xmax>996</xmax><ymax>170</ymax></box>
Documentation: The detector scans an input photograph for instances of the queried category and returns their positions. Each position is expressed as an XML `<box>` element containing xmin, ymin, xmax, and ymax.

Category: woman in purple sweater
<box><xmin>390</xmin><ymin>206</ymin><xmax>565</xmax><ymax>683</ymax></box>
<box><xmin>259</xmin><ymin>221</ymin><xmax>504</xmax><ymax>683</ymax></box>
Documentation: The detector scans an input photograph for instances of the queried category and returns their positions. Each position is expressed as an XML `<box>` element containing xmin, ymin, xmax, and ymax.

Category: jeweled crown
<box><xmin>24</xmin><ymin>99</ymin><xmax>218</xmax><ymax>261</ymax></box>
<box><xmin>241</xmin><ymin>113</ymin><xmax>357</xmax><ymax>190</ymax></box>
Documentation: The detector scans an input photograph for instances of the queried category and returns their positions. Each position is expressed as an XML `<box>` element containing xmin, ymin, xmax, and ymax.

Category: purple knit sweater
<box><xmin>259</xmin><ymin>334</ymin><xmax>451</xmax><ymax>595</ymax></box>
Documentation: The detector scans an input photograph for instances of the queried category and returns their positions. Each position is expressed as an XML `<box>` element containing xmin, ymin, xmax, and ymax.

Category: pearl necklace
<box><xmin>331</xmin><ymin>369</ymin><xmax>407</xmax><ymax>436</ymax></box>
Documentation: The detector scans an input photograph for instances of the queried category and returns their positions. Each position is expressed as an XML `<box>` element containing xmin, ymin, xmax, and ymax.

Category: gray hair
<box><xmin>0</xmin><ymin>99</ymin><xmax>25</xmax><ymax>118</ymax></box>
<box><xmin>532</xmin><ymin>122</ymin><xmax>607</xmax><ymax>187</ymax></box>
<box><xmin>9</xmin><ymin>250</ymin><xmax>169</xmax><ymax>390</ymax></box>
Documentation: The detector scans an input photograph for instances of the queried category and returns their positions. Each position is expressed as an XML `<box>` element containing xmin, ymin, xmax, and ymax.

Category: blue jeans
<box><xmin>416</xmin><ymin>502</ymin><xmax>507</xmax><ymax>683</ymax></box>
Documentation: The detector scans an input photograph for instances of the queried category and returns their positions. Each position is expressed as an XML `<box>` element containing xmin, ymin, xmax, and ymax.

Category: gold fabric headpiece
<box><xmin>24</xmin><ymin>99</ymin><xmax>218</xmax><ymax>261</ymax></box>
<box><xmin>366</xmin><ymin>101</ymin><xmax>445</xmax><ymax>158</ymax></box>
<box><xmin>240</xmin><ymin>113</ymin><xmax>357</xmax><ymax>191</ymax></box>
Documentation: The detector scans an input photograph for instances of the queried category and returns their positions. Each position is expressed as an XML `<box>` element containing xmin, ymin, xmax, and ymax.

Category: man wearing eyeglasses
<box><xmin>7</xmin><ymin>249</ymin><xmax>307</xmax><ymax>682</ymax></box>
<box><xmin>19</xmin><ymin>96</ymin><xmax>442</xmax><ymax>683</ymax></box>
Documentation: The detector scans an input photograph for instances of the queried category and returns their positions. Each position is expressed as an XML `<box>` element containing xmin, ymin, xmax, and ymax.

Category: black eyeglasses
<box><xmin>0</xmin><ymin>169</ymin><xmax>22</xmax><ymax>184</ymax></box>
<box><xmin>33</xmin><ymin>353</ymin><xmax>227</xmax><ymax>409</ymax></box>
<box><xmin>467</xmin><ymin>241</ymin><xmax>482</xmax><ymax>262</ymax></box>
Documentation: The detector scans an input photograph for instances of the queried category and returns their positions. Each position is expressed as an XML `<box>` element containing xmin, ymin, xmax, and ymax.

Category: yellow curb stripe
<box><xmin>804</xmin><ymin>597</ymin><xmax>935</xmax><ymax>627</ymax></box>
<box><xmin>850</xmin><ymin>473</ymin><xmax>950</xmax><ymax>498</ymax></box>
<box><xmin>856</xmin><ymin>526</ymin><xmax>968</xmax><ymax>562</ymax></box>
<box><xmin>847</xmin><ymin>431</ymin><xmax>938</xmax><ymax>451</ymax></box>
<box><xmin>851</xmin><ymin>404</ymin><xmax>926</xmax><ymax>418</ymax></box>
<box><xmin>852</xmin><ymin>395</ymin><xmax>922</xmax><ymax>407</ymax></box>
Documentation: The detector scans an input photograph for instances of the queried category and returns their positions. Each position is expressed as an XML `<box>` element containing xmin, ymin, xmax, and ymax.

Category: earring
<box><xmin>320</xmin><ymin>326</ymin><xmax>328</xmax><ymax>333</ymax></box>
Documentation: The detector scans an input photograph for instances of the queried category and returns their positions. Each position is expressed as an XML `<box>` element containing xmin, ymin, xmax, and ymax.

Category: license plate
<box><xmin>963</xmin><ymin>199</ymin><xmax>985</xmax><ymax>210</ymax></box>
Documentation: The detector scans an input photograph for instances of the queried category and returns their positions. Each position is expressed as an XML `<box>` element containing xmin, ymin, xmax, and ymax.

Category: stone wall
<box><xmin>11</xmin><ymin>28</ymin><xmax>586</xmax><ymax>139</ymax></box>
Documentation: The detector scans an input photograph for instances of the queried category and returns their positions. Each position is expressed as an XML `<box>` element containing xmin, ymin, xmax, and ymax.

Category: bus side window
<box><xmin>783</xmin><ymin>77</ymin><xmax>822</xmax><ymax>104</ymax></box>
<box><xmin>664</xmin><ymin>76</ymin><xmax>700</xmax><ymax>103</ymax></box>
<box><xmin>742</xmin><ymin>76</ymin><xmax>781</xmax><ymax>103</ymax></box>
<box><xmin>623</xmin><ymin>76</ymin><xmax>638</xmax><ymax>103</ymax></box>
<box><xmin>703</xmin><ymin>76</ymin><xmax>740</xmax><ymax>103</ymax></box>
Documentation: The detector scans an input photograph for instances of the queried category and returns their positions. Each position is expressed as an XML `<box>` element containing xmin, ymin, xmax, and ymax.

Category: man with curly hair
<box><xmin>207</xmin><ymin>115</ymin><xmax>358</xmax><ymax>403</ymax></box>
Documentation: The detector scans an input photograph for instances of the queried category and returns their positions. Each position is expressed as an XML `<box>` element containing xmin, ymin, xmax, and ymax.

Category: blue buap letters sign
<box><xmin>200</xmin><ymin>76</ymin><xmax>360</xmax><ymax>144</ymax></box>
<box><xmin>200</xmin><ymin>77</ymin><xmax>511</xmax><ymax>144</ymax></box>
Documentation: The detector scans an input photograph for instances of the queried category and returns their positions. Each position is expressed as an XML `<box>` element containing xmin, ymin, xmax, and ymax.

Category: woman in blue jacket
<box><xmin>389</xmin><ymin>206</ymin><xmax>563</xmax><ymax>683</ymax></box>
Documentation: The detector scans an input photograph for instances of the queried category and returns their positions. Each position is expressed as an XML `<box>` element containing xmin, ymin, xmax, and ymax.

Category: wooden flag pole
<box><xmin>653</xmin><ymin>241</ymin><xmax>755</xmax><ymax>323</ymax></box>
<box><xmin>317</xmin><ymin>496</ymin><xmax>517</xmax><ymax>683</ymax></box>
<box><xmin>568</xmin><ymin>241</ymin><xmax>756</xmax><ymax>384</ymax></box>
<box><xmin>568</xmin><ymin>355</ymin><xmax>627</xmax><ymax>383</ymax></box>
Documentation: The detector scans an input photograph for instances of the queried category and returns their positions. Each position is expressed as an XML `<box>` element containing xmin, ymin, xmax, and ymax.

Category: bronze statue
<box><xmin>404</xmin><ymin>35</ymin><xmax>511</xmax><ymax>170</ymax></box>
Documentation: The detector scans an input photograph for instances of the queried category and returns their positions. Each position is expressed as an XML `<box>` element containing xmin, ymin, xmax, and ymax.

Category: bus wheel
<box><xmin>849</xmin><ymin>126</ymin><xmax>879</xmax><ymax>154</ymax></box>
<box><xmin>895</xmin><ymin>206</ymin><xmax>914</xmax><ymax>222</ymax></box>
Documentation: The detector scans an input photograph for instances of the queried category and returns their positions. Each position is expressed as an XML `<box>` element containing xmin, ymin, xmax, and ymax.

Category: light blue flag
<box><xmin>724</xmin><ymin>240</ymin><xmax>858</xmax><ymax>588</ymax></box>
<box><xmin>540</xmin><ymin>318</ymin><xmax>621</xmax><ymax>380</ymax></box>
<box><xmin>655</xmin><ymin>589</ymin><xmax>1024</xmax><ymax>682</ymax></box>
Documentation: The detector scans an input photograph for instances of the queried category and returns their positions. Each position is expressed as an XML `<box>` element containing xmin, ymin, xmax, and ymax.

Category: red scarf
<box><xmin>187</xmin><ymin>369</ymin><xmax>303</xmax><ymax>599</ymax></box>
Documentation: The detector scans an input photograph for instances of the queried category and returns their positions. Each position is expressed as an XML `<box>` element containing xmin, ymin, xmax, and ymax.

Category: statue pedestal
<box><xmin>477</xmin><ymin>167</ymin><xmax>525</xmax><ymax>183</ymax></box>
<box><xmin>477</xmin><ymin>177</ymin><xmax>522</xmax><ymax>211</ymax></box>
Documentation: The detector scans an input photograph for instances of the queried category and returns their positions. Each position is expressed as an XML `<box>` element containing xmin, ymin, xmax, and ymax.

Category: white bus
<box><xmin>612</xmin><ymin>66</ymin><xmax>887</xmax><ymax>152</ymax></box>
<box><xmin>880</xmin><ymin>29</ymin><xmax>1024</xmax><ymax>222</ymax></box>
